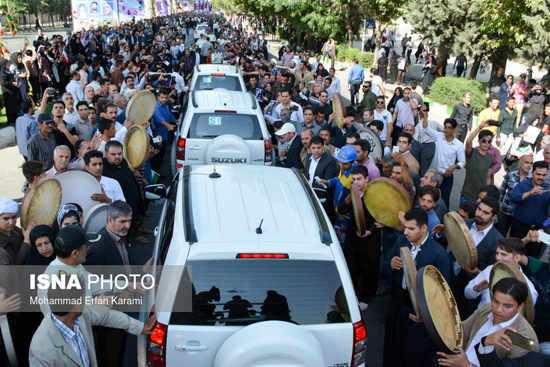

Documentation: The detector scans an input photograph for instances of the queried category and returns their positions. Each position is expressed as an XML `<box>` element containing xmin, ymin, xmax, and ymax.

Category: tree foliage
<box><xmin>516</xmin><ymin>0</ymin><xmax>550</xmax><ymax>69</ymax></box>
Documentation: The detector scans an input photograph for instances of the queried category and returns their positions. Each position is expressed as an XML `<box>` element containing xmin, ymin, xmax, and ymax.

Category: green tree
<box><xmin>516</xmin><ymin>0</ymin><xmax>550</xmax><ymax>71</ymax></box>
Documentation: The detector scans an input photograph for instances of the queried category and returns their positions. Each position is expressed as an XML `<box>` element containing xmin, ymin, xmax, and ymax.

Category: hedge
<box><xmin>427</xmin><ymin>77</ymin><xmax>488</xmax><ymax>115</ymax></box>
<box><xmin>335</xmin><ymin>44</ymin><xmax>375</xmax><ymax>68</ymax></box>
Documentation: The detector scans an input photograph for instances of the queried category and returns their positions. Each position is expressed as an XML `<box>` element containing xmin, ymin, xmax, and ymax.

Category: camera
<box><xmin>487</xmin><ymin>120</ymin><xmax>501</xmax><ymax>127</ymax></box>
<box><xmin>288</xmin><ymin>105</ymin><xmax>299</xmax><ymax>112</ymax></box>
<box><xmin>47</xmin><ymin>89</ymin><xmax>60</xmax><ymax>97</ymax></box>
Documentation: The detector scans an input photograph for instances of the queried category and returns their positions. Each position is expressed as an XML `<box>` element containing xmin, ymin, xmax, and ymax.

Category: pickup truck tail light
<box><xmin>351</xmin><ymin>317</ymin><xmax>367</xmax><ymax>367</ymax></box>
<box><xmin>176</xmin><ymin>136</ymin><xmax>186</xmax><ymax>161</ymax></box>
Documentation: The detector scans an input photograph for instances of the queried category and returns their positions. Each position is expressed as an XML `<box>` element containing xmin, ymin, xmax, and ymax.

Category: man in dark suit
<box><xmin>435</xmin><ymin>196</ymin><xmax>503</xmax><ymax>320</ymax></box>
<box><xmin>276</xmin><ymin>122</ymin><xmax>304</xmax><ymax>169</ymax></box>
<box><xmin>303</xmin><ymin>136</ymin><xmax>338</xmax><ymax>188</ymax></box>
<box><xmin>84</xmin><ymin>200</ymin><xmax>152</xmax><ymax>367</ymax></box>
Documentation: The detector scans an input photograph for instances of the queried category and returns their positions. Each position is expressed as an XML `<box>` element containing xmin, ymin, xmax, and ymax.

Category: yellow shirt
<box><xmin>478</xmin><ymin>107</ymin><xmax>500</xmax><ymax>135</ymax></box>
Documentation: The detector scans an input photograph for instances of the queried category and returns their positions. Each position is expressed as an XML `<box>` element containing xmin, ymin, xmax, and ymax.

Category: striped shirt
<box><xmin>414</xmin><ymin>120</ymin><xmax>445</xmax><ymax>144</ymax></box>
<box><xmin>499</xmin><ymin>170</ymin><xmax>531</xmax><ymax>216</ymax></box>
<box><xmin>51</xmin><ymin>314</ymin><xmax>90</xmax><ymax>367</ymax></box>
<box><xmin>27</xmin><ymin>132</ymin><xmax>57</xmax><ymax>171</ymax></box>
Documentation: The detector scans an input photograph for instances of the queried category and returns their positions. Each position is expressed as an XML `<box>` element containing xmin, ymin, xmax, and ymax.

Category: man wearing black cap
<box><xmin>27</xmin><ymin>113</ymin><xmax>58</xmax><ymax>170</ymax></box>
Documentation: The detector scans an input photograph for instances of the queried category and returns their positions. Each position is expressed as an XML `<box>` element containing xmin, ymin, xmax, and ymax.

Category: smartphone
<box><xmin>153</xmin><ymin>137</ymin><xmax>162</xmax><ymax>144</ymax></box>
<box><xmin>504</xmin><ymin>329</ymin><xmax>535</xmax><ymax>350</ymax></box>
<box><xmin>536</xmin><ymin>230</ymin><xmax>550</xmax><ymax>245</ymax></box>
<box><xmin>334</xmin><ymin>147</ymin><xmax>341</xmax><ymax>156</ymax></box>
<box><xmin>392</xmin><ymin>146</ymin><xmax>399</xmax><ymax>153</ymax></box>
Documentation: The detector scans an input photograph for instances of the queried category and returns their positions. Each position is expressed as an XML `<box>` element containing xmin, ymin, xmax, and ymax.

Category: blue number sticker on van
<box><xmin>209</xmin><ymin>117</ymin><xmax>222</xmax><ymax>126</ymax></box>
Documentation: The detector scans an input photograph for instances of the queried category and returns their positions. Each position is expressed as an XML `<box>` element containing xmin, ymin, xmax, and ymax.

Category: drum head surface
<box><xmin>55</xmin><ymin>170</ymin><xmax>102</xmax><ymax>216</ymax></box>
<box><xmin>124</xmin><ymin>125</ymin><xmax>150</xmax><ymax>168</ymax></box>
<box><xmin>417</xmin><ymin>265</ymin><xmax>462</xmax><ymax>354</ymax></box>
<box><xmin>400</xmin><ymin>247</ymin><xmax>422</xmax><ymax>320</ymax></box>
<box><xmin>363</xmin><ymin>177</ymin><xmax>412</xmax><ymax>227</ymax></box>
<box><xmin>443</xmin><ymin>212</ymin><xmax>478</xmax><ymax>270</ymax></box>
<box><xmin>490</xmin><ymin>261</ymin><xmax>535</xmax><ymax>325</ymax></box>
<box><xmin>357</xmin><ymin>127</ymin><xmax>384</xmax><ymax>162</ymax></box>
<box><xmin>125</xmin><ymin>90</ymin><xmax>156</xmax><ymax>126</ymax></box>
<box><xmin>83</xmin><ymin>203</ymin><xmax>109</xmax><ymax>233</ymax></box>
<box><xmin>21</xmin><ymin>177</ymin><xmax>62</xmax><ymax>228</ymax></box>
<box><xmin>332</xmin><ymin>92</ymin><xmax>347</xmax><ymax>129</ymax></box>
<box><xmin>351</xmin><ymin>183</ymin><xmax>366</xmax><ymax>235</ymax></box>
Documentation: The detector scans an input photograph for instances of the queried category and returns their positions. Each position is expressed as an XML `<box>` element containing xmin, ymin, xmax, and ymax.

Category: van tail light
<box><xmin>264</xmin><ymin>142</ymin><xmax>273</xmax><ymax>163</ymax></box>
<box><xmin>351</xmin><ymin>317</ymin><xmax>367</xmax><ymax>367</ymax></box>
<box><xmin>147</xmin><ymin>311</ymin><xmax>167</xmax><ymax>367</ymax></box>
<box><xmin>176</xmin><ymin>136</ymin><xmax>186</xmax><ymax>161</ymax></box>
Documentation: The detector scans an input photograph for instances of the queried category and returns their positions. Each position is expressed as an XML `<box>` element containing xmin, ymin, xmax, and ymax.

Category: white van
<box><xmin>189</xmin><ymin>64</ymin><xmax>247</xmax><ymax>92</ymax></box>
<box><xmin>138</xmin><ymin>165</ymin><xmax>367</xmax><ymax>367</ymax></box>
<box><xmin>171</xmin><ymin>90</ymin><xmax>274</xmax><ymax>175</ymax></box>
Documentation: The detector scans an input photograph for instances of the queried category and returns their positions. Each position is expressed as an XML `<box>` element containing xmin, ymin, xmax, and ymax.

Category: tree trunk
<box><xmin>436</xmin><ymin>47</ymin><xmax>450</xmax><ymax>77</ymax></box>
<box><xmin>373</xmin><ymin>21</ymin><xmax>382</xmax><ymax>67</ymax></box>
<box><xmin>469</xmin><ymin>54</ymin><xmax>482</xmax><ymax>79</ymax></box>
<box><xmin>490</xmin><ymin>46</ymin><xmax>510</xmax><ymax>77</ymax></box>
<box><xmin>145</xmin><ymin>0</ymin><xmax>155</xmax><ymax>19</ymax></box>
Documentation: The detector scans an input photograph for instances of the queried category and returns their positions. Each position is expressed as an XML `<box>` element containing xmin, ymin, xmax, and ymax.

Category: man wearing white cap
<box><xmin>0</xmin><ymin>198</ymin><xmax>33</xmax><ymax>265</ymax></box>
<box><xmin>275</xmin><ymin>123</ymin><xmax>304</xmax><ymax>169</ymax></box>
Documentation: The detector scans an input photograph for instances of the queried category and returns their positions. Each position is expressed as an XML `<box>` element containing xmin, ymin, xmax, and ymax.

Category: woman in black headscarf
<box><xmin>15</xmin><ymin>225</ymin><xmax>57</xmax><ymax>365</ymax></box>
<box><xmin>315</xmin><ymin>63</ymin><xmax>329</xmax><ymax>79</ymax></box>
<box><xmin>9</xmin><ymin>52</ymin><xmax>29</xmax><ymax>100</ymax></box>
<box><xmin>0</xmin><ymin>58</ymin><xmax>23</xmax><ymax>126</ymax></box>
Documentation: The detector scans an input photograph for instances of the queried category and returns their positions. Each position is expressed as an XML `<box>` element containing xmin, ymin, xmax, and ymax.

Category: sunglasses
<box><xmin>481</xmin><ymin>139</ymin><xmax>493</xmax><ymax>144</ymax></box>
<box><xmin>376</xmin><ymin>101</ymin><xmax>384</xmax><ymax>104</ymax></box>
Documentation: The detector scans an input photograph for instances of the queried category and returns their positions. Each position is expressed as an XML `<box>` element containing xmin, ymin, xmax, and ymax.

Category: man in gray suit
<box><xmin>29</xmin><ymin>276</ymin><xmax>156</xmax><ymax>367</ymax></box>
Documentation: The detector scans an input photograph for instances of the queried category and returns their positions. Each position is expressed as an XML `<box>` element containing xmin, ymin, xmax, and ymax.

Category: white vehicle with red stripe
<box><xmin>171</xmin><ymin>90</ymin><xmax>274</xmax><ymax>176</ymax></box>
<box><xmin>138</xmin><ymin>165</ymin><xmax>367</xmax><ymax>367</ymax></box>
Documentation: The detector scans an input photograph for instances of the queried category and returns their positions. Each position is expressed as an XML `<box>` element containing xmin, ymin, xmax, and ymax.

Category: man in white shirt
<box><xmin>62</xmin><ymin>93</ymin><xmax>80</xmax><ymax>125</ymax></box>
<box><xmin>73</xmin><ymin>101</ymin><xmax>94</xmax><ymax>141</ymax></box>
<box><xmin>66</xmin><ymin>71</ymin><xmax>85</xmax><ymax>104</ymax></box>
<box><xmin>273</xmin><ymin>88</ymin><xmax>304</xmax><ymax>123</ymax></box>
<box><xmin>373</xmin><ymin>95</ymin><xmax>393</xmax><ymax>144</ymax></box>
<box><xmin>84</xmin><ymin>149</ymin><xmax>126</xmax><ymax>203</ymax></box>
<box><xmin>465</xmin><ymin>237</ymin><xmax>538</xmax><ymax>309</ymax></box>
<box><xmin>422</xmin><ymin>117</ymin><xmax>466</xmax><ymax>208</ymax></box>
<box><xmin>327</xmin><ymin>67</ymin><xmax>341</xmax><ymax>95</ymax></box>
<box><xmin>437</xmin><ymin>277</ymin><xmax>539</xmax><ymax>367</ymax></box>
<box><xmin>369</xmin><ymin>68</ymin><xmax>385</xmax><ymax>97</ymax></box>
<box><xmin>171</xmin><ymin>65</ymin><xmax>187</xmax><ymax>92</ymax></box>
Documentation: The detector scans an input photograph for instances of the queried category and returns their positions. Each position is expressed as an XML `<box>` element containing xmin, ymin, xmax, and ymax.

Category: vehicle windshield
<box><xmin>194</xmin><ymin>75</ymin><xmax>242</xmax><ymax>91</ymax></box>
<box><xmin>187</xmin><ymin>112</ymin><xmax>262</xmax><ymax>140</ymax></box>
<box><xmin>169</xmin><ymin>259</ymin><xmax>350</xmax><ymax>326</ymax></box>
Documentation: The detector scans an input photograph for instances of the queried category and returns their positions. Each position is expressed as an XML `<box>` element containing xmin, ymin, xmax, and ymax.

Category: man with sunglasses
<box><xmin>461</xmin><ymin>120</ymin><xmax>495</xmax><ymax>202</ymax></box>
<box><xmin>357</xmin><ymin>81</ymin><xmax>377</xmax><ymax>117</ymax></box>
<box><xmin>373</xmin><ymin>96</ymin><xmax>392</xmax><ymax>144</ymax></box>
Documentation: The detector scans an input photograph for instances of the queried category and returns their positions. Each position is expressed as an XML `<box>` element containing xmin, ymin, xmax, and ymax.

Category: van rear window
<box><xmin>169</xmin><ymin>260</ymin><xmax>351</xmax><ymax>326</ymax></box>
<box><xmin>195</xmin><ymin>75</ymin><xmax>242</xmax><ymax>91</ymax></box>
<box><xmin>187</xmin><ymin>112</ymin><xmax>262</xmax><ymax>140</ymax></box>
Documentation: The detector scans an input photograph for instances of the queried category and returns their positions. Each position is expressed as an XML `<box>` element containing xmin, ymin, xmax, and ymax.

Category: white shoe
<box><xmin>359</xmin><ymin>302</ymin><xmax>369</xmax><ymax>311</ymax></box>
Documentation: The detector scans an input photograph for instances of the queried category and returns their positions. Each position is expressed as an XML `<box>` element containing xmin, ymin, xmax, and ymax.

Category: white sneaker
<box><xmin>359</xmin><ymin>302</ymin><xmax>369</xmax><ymax>311</ymax></box>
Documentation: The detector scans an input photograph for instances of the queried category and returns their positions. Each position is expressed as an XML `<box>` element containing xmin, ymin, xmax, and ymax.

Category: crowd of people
<box><xmin>0</xmin><ymin>10</ymin><xmax>549</xmax><ymax>367</ymax></box>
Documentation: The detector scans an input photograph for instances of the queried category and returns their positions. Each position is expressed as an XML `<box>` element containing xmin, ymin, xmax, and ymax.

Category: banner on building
<box><xmin>72</xmin><ymin>0</ymin><xmax>118</xmax><ymax>31</ymax></box>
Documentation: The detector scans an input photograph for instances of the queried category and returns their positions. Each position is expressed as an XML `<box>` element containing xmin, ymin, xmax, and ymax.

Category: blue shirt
<box><xmin>151</xmin><ymin>100</ymin><xmax>175</xmax><ymax>142</ymax></box>
<box><xmin>347</xmin><ymin>64</ymin><xmax>364</xmax><ymax>83</ymax></box>
<box><xmin>16</xmin><ymin>114</ymin><xmax>38</xmax><ymax>157</ymax></box>
<box><xmin>509</xmin><ymin>178</ymin><xmax>550</xmax><ymax>226</ymax></box>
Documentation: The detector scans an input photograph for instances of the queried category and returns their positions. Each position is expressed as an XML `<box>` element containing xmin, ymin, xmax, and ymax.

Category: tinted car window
<box><xmin>188</xmin><ymin>112</ymin><xmax>262</xmax><ymax>140</ymax></box>
<box><xmin>195</xmin><ymin>75</ymin><xmax>242</xmax><ymax>91</ymax></box>
<box><xmin>169</xmin><ymin>260</ymin><xmax>350</xmax><ymax>326</ymax></box>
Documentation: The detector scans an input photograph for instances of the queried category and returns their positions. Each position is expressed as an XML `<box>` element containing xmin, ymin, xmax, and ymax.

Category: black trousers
<box><xmin>150</xmin><ymin>141</ymin><xmax>167</xmax><ymax>174</ymax></box>
<box><xmin>454</xmin><ymin>124</ymin><xmax>468</xmax><ymax>143</ymax></box>
<box><xmin>29</xmin><ymin>75</ymin><xmax>40</xmax><ymax>103</ymax></box>
<box><xmin>343</xmin><ymin>231</ymin><xmax>381</xmax><ymax>303</ymax></box>
<box><xmin>349</xmin><ymin>80</ymin><xmax>361</xmax><ymax>106</ymax></box>
<box><xmin>95</xmin><ymin>326</ymin><xmax>128</xmax><ymax>367</ymax></box>
<box><xmin>383</xmin><ymin>286</ymin><xmax>438</xmax><ymax>367</ymax></box>
<box><xmin>510</xmin><ymin>220</ymin><xmax>545</xmax><ymax>258</ymax></box>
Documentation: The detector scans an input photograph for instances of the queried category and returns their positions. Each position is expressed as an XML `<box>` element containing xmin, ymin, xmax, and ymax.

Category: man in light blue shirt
<box><xmin>16</xmin><ymin>100</ymin><xmax>38</xmax><ymax>160</ymax></box>
<box><xmin>347</xmin><ymin>58</ymin><xmax>364</xmax><ymax>107</ymax></box>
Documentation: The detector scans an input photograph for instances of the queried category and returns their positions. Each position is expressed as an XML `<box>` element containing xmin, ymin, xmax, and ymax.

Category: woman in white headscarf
<box><xmin>0</xmin><ymin>198</ymin><xmax>35</xmax><ymax>265</ymax></box>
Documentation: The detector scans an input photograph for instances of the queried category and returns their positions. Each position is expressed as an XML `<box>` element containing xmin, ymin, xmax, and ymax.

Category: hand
<box><xmin>125</xmin><ymin>118</ymin><xmax>136</xmax><ymax>129</ymax></box>
<box><xmin>166</xmin><ymin>124</ymin><xmax>174</xmax><ymax>131</ymax></box>
<box><xmin>278</xmin><ymin>151</ymin><xmax>287</xmax><ymax>157</ymax></box>
<box><xmin>496</xmin><ymin>138</ymin><xmax>500</xmax><ymax>142</ymax></box>
<box><xmin>463</xmin><ymin>267</ymin><xmax>480</xmax><ymax>276</ymax></box>
<box><xmin>374</xmin><ymin>220</ymin><xmax>385</xmax><ymax>229</ymax></box>
<box><xmin>409</xmin><ymin>314</ymin><xmax>424</xmax><ymax>323</ymax></box>
<box><xmin>392</xmin><ymin>151</ymin><xmax>404</xmax><ymax>164</ymax></box>
<box><xmin>398</xmin><ymin>211</ymin><xmax>406</xmax><ymax>225</ymax></box>
<box><xmin>385</xmin><ymin>140</ymin><xmax>391</xmax><ymax>148</ymax></box>
<box><xmin>91</xmin><ymin>188</ymin><xmax>111</xmax><ymax>203</ymax></box>
<box><xmin>91</xmin><ymin>132</ymin><xmax>102</xmax><ymax>150</ymax></box>
<box><xmin>141</xmin><ymin>312</ymin><xmax>157</xmax><ymax>336</ymax></box>
<box><xmin>473</xmin><ymin>280</ymin><xmax>489</xmax><ymax>293</ymax></box>
<box><xmin>437</xmin><ymin>346</ymin><xmax>470</xmax><ymax>367</ymax></box>
<box><xmin>0</xmin><ymin>292</ymin><xmax>21</xmax><ymax>316</ymax></box>
<box><xmin>390</xmin><ymin>256</ymin><xmax>402</xmax><ymax>270</ymax></box>
<box><xmin>484</xmin><ymin>327</ymin><xmax>516</xmax><ymax>352</ymax></box>
<box><xmin>529</xmin><ymin>186</ymin><xmax>543</xmax><ymax>196</ymax></box>
<box><xmin>432</xmin><ymin>224</ymin><xmax>444</xmax><ymax>236</ymax></box>
<box><xmin>142</xmin><ymin>256</ymin><xmax>155</xmax><ymax>274</ymax></box>
<box><xmin>357</xmin><ymin>230</ymin><xmax>372</xmax><ymax>238</ymax></box>
<box><xmin>43</xmin><ymin>87</ymin><xmax>53</xmax><ymax>99</ymax></box>
<box><xmin>478</xmin><ymin>120</ymin><xmax>489</xmax><ymax>129</ymax></box>
<box><xmin>22</xmin><ymin>219</ymin><xmax>37</xmax><ymax>243</ymax></box>
<box><xmin>376</xmin><ymin>157</ymin><xmax>382</xmax><ymax>164</ymax></box>
<box><xmin>524</xmin><ymin>230</ymin><xmax>540</xmax><ymax>243</ymax></box>
<box><xmin>486</xmin><ymin>93</ymin><xmax>490</xmax><ymax>99</ymax></box>
<box><xmin>444</xmin><ymin>166</ymin><xmax>455</xmax><ymax>177</ymax></box>
<box><xmin>344</xmin><ymin>194</ymin><xmax>351</xmax><ymax>205</ymax></box>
